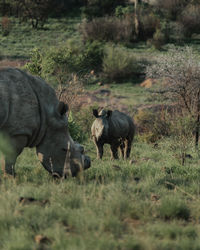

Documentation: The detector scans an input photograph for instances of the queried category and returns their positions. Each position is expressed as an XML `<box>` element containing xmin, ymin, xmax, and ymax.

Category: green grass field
<box><xmin>1</xmin><ymin>16</ymin><xmax>200</xmax><ymax>250</ymax></box>
<box><xmin>1</xmin><ymin>136</ymin><xmax>200</xmax><ymax>250</ymax></box>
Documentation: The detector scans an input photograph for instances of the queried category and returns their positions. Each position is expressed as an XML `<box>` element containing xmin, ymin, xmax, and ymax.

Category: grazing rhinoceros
<box><xmin>91</xmin><ymin>108</ymin><xmax>135</xmax><ymax>159</ymax></box>
<box><xmin>0</xmin><ymin>67</ymin><xmax>91</xmax><ymax>177</ymax></box>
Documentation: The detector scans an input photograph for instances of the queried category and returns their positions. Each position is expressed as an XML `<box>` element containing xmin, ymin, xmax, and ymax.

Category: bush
<box><xmin>73</xmin><ymin>105</ymin><xmax>98</xmax><ymax>137</ymax></box>
<box><xmin>139</xmin><ymin>13</ymin><xmax>160</xmax><ymax>40</ymax></box>
<box><xmin>25</xmin><ymin>48</ymin><xmax>42</xmax><ymax>76</ymax></box>
<box><xmin>151</xmin><ymin>28</ymin><xmax>166</xmax><ymax>49</ymax></box>
<box><xmin>82</xmin><ymin>0</ymin><xmax>124</xmax><ymax>20</ymax></box>
<box><xmin>80</xmin><ymin>16</ymin><xmax>135</xmax><ymax>43</ymax></box>
<box><xmin>68</xmin><ymin>112</ymin><xmax>87</xmax><ymax>143</ymax></box>
<box><xmin>179</xmin><ymin>4</ymin><xmax>200</xmax><ymax>37</ymax></box>
<box><xmin>102</xmin><ymin>45</ymin><xmax>142</xmax><ymax>81</ymax></box>
<box><xmin>153</xmin><ymin>0</ymin><xmax>186</xmax><ymax>20</ymax></box>
<box><xmin>1</xmin><ymin>16</ymin><xmax>12</xmax><ymax>36</ymax></box>
<box><xmin>25</xmin><ymin>41</ymin><xmax>104</xmax><ymax>85</ymax></box>
<box><xmin>134</xmin><ymin>109</ymin><xmax>170</xmax><ymax>143</ymax></box>
<box><xmin>159</xmin><ymin>196</ymin><xmax>190</xmax><ymax>220</ymax></box>
<box><xmin>115</xmin><ymin>5</ymin><xmax>134</xmax><ymax>18</ymax></box>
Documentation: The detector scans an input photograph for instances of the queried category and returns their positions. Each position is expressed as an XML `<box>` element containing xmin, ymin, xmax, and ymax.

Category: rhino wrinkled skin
<box><xmin>0</xmin><ymin>68</ymin><xmax>90</xmax><ymax>177</ymax></box>
<box><xmin>91</xmin><ymin>109</ymin><xmax>135</xmax><ymax>159</ymax></box>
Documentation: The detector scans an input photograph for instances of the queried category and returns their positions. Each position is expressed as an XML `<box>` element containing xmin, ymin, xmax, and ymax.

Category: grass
<box><xmin>0</xmin><ymin>135</ymin><xmax>200</xmax><ymax>249</ymax></box>
<box><xmin>0</xmin><ymin>17</ymin><xmax>81</xmax><ymax>59</ymax></box>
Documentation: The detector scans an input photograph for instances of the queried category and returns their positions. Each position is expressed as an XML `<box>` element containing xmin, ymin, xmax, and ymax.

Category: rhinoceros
<box><xmin>0</xmin><ymin>67</ymin><xmax>91</xmax><ymax>177</ymax></box>
<box><xmin>91</xmin><ymin>108</ymin><xmax>135</xmax><ymax>159</ymax></box>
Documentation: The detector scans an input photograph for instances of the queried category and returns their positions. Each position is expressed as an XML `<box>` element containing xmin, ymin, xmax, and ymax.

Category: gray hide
<box><xmin>0</xmin><ymin>67</ymin><xmax>90</xmax><ymax>177</ymax></box>
<box><xmin>91</xmin><ymin>109</ymin><xmax>135</xmax><ymax>159</ymax></box>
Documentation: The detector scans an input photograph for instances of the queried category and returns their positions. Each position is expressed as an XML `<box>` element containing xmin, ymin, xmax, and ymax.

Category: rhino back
<box><xmin>109</xmin><ymin>110</ymin><xmax>134</xmax><ymax>138</ymax></box>
<box><xmin>0</xmin><ymin>68</ymin><xmax>59</xmax><ymax>146</ymax></box>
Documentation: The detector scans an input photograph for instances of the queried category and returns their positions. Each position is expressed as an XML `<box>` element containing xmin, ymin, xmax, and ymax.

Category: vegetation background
<box><xmin>1</xmin><ymin>0</ymin><xmax>200</xmax><ymax>249</ymax></box>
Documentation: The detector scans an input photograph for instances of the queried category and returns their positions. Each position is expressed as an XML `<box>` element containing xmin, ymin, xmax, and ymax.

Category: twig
<box><xmin>164</xmin><ymin>181</ymin><xmax>198</xmax><ymax>200</ymax></box>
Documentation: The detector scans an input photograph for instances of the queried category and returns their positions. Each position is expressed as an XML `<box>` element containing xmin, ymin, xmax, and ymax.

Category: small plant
<box><xmin>1</xmin><ymin>16</ymin><xmax>12</xmax><ymax>36</ymax></box>
<box><xmin>170</xmin><ymin>113</ymin><xmax>195</xmax><ymax>165</ymax></box>
<box><xmin>139</xmin><ymin>13</ymin><xmax>160</xmax><ymax>40</ymax></box>
<box><xmin>151</xmin><ymin>28</ymin><xmax>166</xmax><ymax>50</ymax></box>
<box><xmin>24</xmin><ymin>48</ymin><xmax>42</xmax><ymax>76</ymax></box>
<box><xmin>159</xmin><ymin>196</ymin><xmax>190</xmax><ymax>220</ymax></box>
<box><xmin>102</xmin><ymin>45</ymin><xmax>141</xmax><ymax>81</ymax></box>
<box><xmin>68</xmin><ymin>111</ymin><xmax>87</xmax><ymax>143</ymax></box>
<box><xmin>134</xmin><ymin>109</ymin><xmax>170</xmax><ymax>143</ymax></box>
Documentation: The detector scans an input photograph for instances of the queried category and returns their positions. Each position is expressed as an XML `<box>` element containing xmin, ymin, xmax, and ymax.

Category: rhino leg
<box><xmin>119</xmin><ymin>142</ymin><xmax>125</xmax><ymax>159</ymax></box>
<box><xmin>124</xmin><ymin>138</ymin><xmax>132</xmax><ymax>159</ymax></box>
<box><xmin>2</xmin><ymin>135</ymin><xmax>27</xmax><ymax>176</ymax></box>
<box><xmin>94</xmin><ymin>138</ymin><xmax>104</xmax><ymax>159</ymax></box>
<box><xmin>110</xmin><ymin>141</ymin><xmax>119</xmax><ymax>160</ymax></box>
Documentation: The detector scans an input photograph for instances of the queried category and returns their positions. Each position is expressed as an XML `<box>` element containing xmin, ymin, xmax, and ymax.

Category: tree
<box><xmin>8</xmin><ymin>0</ymin><xmax>57</xmax><ymax>28</ymax></box>
<box><xmin>146</xmin><ymin>46</ymin><xmax>200</xmax><ymax>147</ymax></box>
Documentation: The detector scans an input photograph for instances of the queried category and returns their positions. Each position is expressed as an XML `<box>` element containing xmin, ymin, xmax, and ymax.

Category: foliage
<box><xmin>80</xmin><ymin>15</ymin><xmax>135</xmax><ymax>43</ymax></box>
<box><xmin>115</xmin><ymin>5</ymin><xmax>134</xmax><ymax>18</ymax></box>
<box><xmin>102</xmin><ymin>45</ymin><xmax>142</xmax><ymax>81</ymax></box>
<box><xmin>68</xmin><ymin>111</ymin><xmax>87</xmax><ymax>143</ymax></box>
<box><xmin>153</xmin><ymin>0</ymin><xmax>187</xmax><ymax>20</ymax></box>
<box><xmin>1</xmin><ymin>16</ymin><xmax>12</xmax><ymax>36</ymax></box>
<box><xmin>139</xmin><ymin>12</ymin><xmax>160</xmax><ymax>40</ymax></box>
<box><xmin>179</xmin><ymin>4</ymin><xmax>200</xmax><ymax>37</ymax></box>
<box><xmin>151</xmin><ymin>28</ymin><xmax>166</xmax><ymax>49</ymax></box>
<box><xmin>25</xmin><ymin>41</ymin><xmax>104</xmax><ymax>84</ymax></box>
<box><xmin>73</xmin><ymin>105</ymin><xmax>98</xmax><ymax>137</ymax></box>
<box><xmin>159</xmin><ymin>196</ymin><xmax>190</xmax><ymax>220</ymax></box>
<box><xmin>81</xmin><ymin>0</ymin><xmax>124</xmax><ymax>20</ymax></box>
<box><xmin>146</xmin><ymin>46</ymin><xmax>200</xmax><ymax>146</ymax></box>
<box><xmin>135</xmin><ymin>109</ymin><xmax>170</xmax><ymax>143</ymax></box>
<box><xmin>7</xmin><ymin>0</ymin><xmax>58</xmax><ymax>29</ymax></box>
<box><xmin>24</xmin><ymin>48</ymin><xmax>42</xmax><ymax>76</ymax></box>
<box><xmin>56</xmin><ymin>75</ymin><xmax>83</xmax><ymax>110</ymax></box>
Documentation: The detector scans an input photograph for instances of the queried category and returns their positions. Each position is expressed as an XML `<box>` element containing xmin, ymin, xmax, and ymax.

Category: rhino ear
<box><xmin>58</xmin><ymin>102</ymin><xmax>68</xmax><ymax>116</ymax></box>
<box><xmin>93</xmin><ymin>109</ymin><xmax>99</xmax><ymax>118</ymax></box>
<box><xmin>107</xmin><ymin>110</ymin><xmax>112</xmax><ymax>118</ymax></box>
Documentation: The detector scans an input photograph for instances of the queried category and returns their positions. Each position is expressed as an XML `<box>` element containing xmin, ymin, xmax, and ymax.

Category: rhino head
<box><xmin>36</xmin><ymin>102</ymin><xmax>91</xmax><ymax>178</ymax></box>
<box><xmin>92</xmin><ymin>109</ymin><xmax>112</xmax><ymax>140</ymax></box>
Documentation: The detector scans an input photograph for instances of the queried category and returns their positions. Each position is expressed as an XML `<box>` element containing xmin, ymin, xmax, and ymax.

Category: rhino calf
<box><xmin>0</xmin><ymin>67</ymin><xmax>91</xmax><ymax>177</ymax></box>
<box><xmin>91</xmin><ymin>109</ymin><xmax>135</xmax><ymax>159</ymax></box>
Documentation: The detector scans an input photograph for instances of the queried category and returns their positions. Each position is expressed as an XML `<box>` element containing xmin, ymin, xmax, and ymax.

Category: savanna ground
<box><xmin>1</xmin><ymin>17</ymin><xmax>200</xmax><ymax>250</ymax></box>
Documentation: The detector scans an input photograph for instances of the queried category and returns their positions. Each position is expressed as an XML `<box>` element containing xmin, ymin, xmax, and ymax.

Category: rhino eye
<box><xmin>62</xmin><ymin>148</ymin><xmax>67</xmax><ymax>152</ymax></box>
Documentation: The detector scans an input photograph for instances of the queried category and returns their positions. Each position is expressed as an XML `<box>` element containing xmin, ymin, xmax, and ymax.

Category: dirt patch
<box><xmin>75</xmin><ymin>90</ymin><xmax>130</xmax><ymax>114</ymax></box>
<box><xmin>140</xmin><ymin>78</ymin><xmax>157</xmax><ymax>88</ymax></box>
<box><xmin>0</xmin><ymin>59</ymin><xmax>27</xmax><ymax>68</ymax></box>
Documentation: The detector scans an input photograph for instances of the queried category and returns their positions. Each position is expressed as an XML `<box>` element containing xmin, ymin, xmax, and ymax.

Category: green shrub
<box><xmin>115</xmin><ymin>5</ymin><xmax>134</xmax><ymax>18</ymax></box>
<box><xmin>68</xmin><ymin>111</ymin><xmax>87</xmax><ymax>143</ymax></box>
<box><xmin>73</xmin><ymin>105</ymin><xmax>98</xmax><ymax>137</ymax></box>
<box><xmin>24</xmin><ymin>48</ymin><xmax>42</xmax><ymax>76</ymax></box>
<box><xmin>159</xmin><ymin>196</ymin><xmax>190</xmax><ymax>220</ymax></box>
<box><xmin>80</xmin><ymin>16</ymin><xmax>135</xmax><ymax>43</ymax></box>
<box><xmin>134</xmin><ymin>109</ymin><xmax>170</xmax><ymax>143</ymax></box>
<box><xmin>25</xmin><ymin>41</ymin><xmax>104</xmax><ymax>85</ymax></box>
<box><xmin>102</xmin><ymin>45</ymin><xmax>141</xmax><ymax>81</ymax></box>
